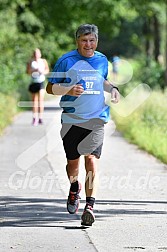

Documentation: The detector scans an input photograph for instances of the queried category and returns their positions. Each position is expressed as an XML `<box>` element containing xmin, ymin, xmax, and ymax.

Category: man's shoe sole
<box><xmin>81</xmin><ymin>209</ymin><xmax>95</xmax><ymax>226</ymax></box>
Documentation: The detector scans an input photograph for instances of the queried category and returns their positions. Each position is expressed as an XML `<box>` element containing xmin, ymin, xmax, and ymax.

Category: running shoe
<box><xmin>81</xmin><ymin>204</ymin><xmax>95</xmax><ymax>226</ymax></box>
<box><xmin>67</xmin><ymin>182</ymin><xmax>81</xmax><ymax>214</ymax></box>
<box><xmin>38</xmin><ymin>118</ymin><xmax>43</xmax><ymax>125</ymax></box>
<box><xmin>32</xmin><ymin>118</ymin><xmax>38</xmax><ymax>126</ymax></box>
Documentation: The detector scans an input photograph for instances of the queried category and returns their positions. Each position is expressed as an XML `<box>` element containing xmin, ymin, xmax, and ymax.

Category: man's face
<box><xmin>76</xmin><ymin>33</ymin><xmax>98</xmax><ymax>58</ymax></box>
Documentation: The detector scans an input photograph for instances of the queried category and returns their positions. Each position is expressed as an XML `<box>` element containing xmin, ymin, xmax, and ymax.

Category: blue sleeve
<box><xmin>48</xmin><ymin>59</ymin><xmax>67</xmax><ymax>84</ymax></box>
<box><xmin>48</xmin><ymin>59</ymin><xmax>75</xmax><ymax>87</ymax></box>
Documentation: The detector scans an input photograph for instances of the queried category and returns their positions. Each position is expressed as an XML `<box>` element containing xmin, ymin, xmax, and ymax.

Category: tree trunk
<box><xmin>153</xmin><ymin>14</ymin><xmax>160</xmax><ymax>62</ymax></box>
<box><xmin>165</xmin><ymin>0</ymin><xmax>167</xmax><ymax>88</ymax></box>
<box><xmin>143</xmin><ymin>17</ymin><xmax>152</xmax><ymax>67</ymax></box>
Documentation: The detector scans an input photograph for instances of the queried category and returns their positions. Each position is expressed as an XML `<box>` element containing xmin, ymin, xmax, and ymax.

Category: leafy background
<box><xmin>0</xmin><ymin>0</ymin><xmax>167</xmax><ymax>163</ymax></box>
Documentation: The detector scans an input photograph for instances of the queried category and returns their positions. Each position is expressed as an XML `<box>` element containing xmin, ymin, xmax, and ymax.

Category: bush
<box><xmin>0</xmin><ymin>93</ymin><xmax>18</xmax><ymax>135</ymax></box>
<box><xmin>111</xmin><ymin>90</ymin><xmax>167</xmax><ymax>164</ymax></box>
<box><xmin>140</xmin><ymin>61</ymin><xmax>165</xmax><ymax>90</ymax></box>
<box><xmin>128</xmin><ymin>57</ymin><xmax>165</xmax><ymax>91</ymax></box>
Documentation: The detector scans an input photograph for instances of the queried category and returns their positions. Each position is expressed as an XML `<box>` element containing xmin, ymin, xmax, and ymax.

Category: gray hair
<box><xmin>76</xmin><ymin>24</ymin><xmax>98</xmax><ymax>40</ymax></box>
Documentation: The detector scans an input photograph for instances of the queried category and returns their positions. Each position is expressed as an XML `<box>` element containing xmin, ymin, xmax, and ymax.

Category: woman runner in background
<box><xmin>27</xmin><ymin>48</ymin><xmax>49</xmax><ymax>126</ymax></box>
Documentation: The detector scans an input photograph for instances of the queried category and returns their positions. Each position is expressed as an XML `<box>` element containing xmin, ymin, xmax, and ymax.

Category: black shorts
<box><xmin>28</xmin><ymin>82</ymin><xmax>44</xmax><ymax>93</ymax></box>
<box><xmin>61</xmin><ymin>119</ymin><xmax>104</xmax><ymax>160</ymax></box>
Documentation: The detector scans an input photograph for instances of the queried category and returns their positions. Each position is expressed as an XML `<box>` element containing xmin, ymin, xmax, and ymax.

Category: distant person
<box><xmin>111</xmin><ymin>54</ymin><xmax>120</xmax><ymax>81</ymax></box>
<box><xmin>27</xmin><ymin>48</ymin><xmax>49</xmax><ymax>126</ymax></box>
<box><xmin>46</xmin><ymin>24</ymin><xmax>120</xmax><ymax>226</ymax></box>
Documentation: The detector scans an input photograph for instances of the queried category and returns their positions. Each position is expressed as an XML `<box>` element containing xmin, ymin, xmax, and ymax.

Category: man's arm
<box><xmin>46</xmin><ymin>82</ymin><xmax>84</xmax><ymax>96</ymax></box>
<box><xmin>103</xmin><ymin>80</ymin><xmax>120</xmax><ymax>103</ymax></box>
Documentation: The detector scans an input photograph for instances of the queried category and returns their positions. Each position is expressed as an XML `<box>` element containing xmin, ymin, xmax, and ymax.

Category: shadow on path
<box><xmin>95</xmin><ymin>199</ymin><xmax>167</xmax><ymax>217</ymax></box>
<box><xmin>0</xmin><ymin>197</ymin><xmax>167</xmax><ymax>228</ymax></box>
<box><xmin>0</xmin><ymin>196</ymin><xmax>80</xmax><ymax>228</ymax></box>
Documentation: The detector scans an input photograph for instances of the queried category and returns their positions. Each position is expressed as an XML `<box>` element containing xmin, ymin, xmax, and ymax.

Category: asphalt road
<box><xmin>0</xmin><ymin>98</ymin><xmax>167</xmax><ymax>252</ymax></box>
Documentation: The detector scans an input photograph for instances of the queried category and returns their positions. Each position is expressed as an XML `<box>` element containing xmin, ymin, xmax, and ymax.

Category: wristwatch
<box><xmin>109</xmin><ymin>84</ymin><xmax>119</xmax><ymax>93</ymax></box>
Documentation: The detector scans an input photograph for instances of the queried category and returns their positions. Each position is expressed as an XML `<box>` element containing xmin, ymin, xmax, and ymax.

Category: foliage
<box><xmin>140</xmin><ymin>61</ymin><xmax>165</xmax><ymax>90</ymax></box>
<box><xmin>111</xmin><ymin>90</ymin><xmax>167</xmax><ymax>164</ymax></box>
<box><xmin>0</xmin><ymin>0</ymin><xmax>166</xmax><ymax>99</ymax></box>
<box><xmin>0</xmin><ymin>93</ymin><xmax>18</xmax><ymax>135</ymax></box>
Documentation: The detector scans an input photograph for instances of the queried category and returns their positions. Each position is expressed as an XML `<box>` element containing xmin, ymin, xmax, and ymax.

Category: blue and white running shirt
<box><xmin>49</xmin><ymin>49</ymin><xmax>110</xmax><ymax>124</ymax></box>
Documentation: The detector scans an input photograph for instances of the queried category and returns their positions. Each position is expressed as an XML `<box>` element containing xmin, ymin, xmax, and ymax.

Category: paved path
<box><xmin>0</xmin><ymin>98</ymin><xmax>167</xmax><ymax>252</ymax></box>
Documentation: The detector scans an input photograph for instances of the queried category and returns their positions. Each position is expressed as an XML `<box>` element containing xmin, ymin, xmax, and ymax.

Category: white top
<box><xmin>31</xmin><ymin>59</ymin><xmax>45</xmax><ymax>83</ymax></box>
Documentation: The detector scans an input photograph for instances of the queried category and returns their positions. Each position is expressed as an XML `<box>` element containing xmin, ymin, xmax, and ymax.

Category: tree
<box><xmin>0</xmin><ymin>0</ymin><xmax>166</xmax><ymax>97</ymax></box>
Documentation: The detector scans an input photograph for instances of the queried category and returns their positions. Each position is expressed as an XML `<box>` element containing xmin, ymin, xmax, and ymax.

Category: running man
<box><xmin>46</xmin><ymin>24</ymin><xmax>120</xmax><ymax>226</ymax></box>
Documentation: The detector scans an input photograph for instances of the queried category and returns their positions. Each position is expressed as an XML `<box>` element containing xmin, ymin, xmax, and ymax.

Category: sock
<box><xmin>86</xmin><ymin>197</ymin><xmax>95</xmax><ymax>208</ymax></box>
<box><xmin>39</xmin><ymin>113</ymin><xmax>43</xmax><ymax>120</ymax></box>
<box><xmin>33</xmin><ymin>113</ymin><xmax>38</xmax><ymax>119</ymax></box>
<box><xmin>70</xmin><ymin>181</ymin><xmax>79</xmax><ymax>192</ymax></box>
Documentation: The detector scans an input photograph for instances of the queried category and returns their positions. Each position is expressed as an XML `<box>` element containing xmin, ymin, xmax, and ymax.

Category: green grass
<box><xmin>0</xmin><ymin>93</ymin><xmax>18</xmax><ymax>135</ymax></box>
<box><xmin>111</xmin><ymin>90</ymin><xmax>167</xmax><ymax>164</ymax></box>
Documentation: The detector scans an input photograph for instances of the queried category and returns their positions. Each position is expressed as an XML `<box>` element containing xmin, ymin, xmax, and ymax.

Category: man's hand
<box><xmin>67</xmin><ymin>84</ymin><xmax>84</xmax><ymax>97</ymax></box>
<box><xmin>111</xmin><ymin>87</ymin><xmax>120</xmax><ymax>103</ymax></box>
<box><xmin>46</xmin><ymin>82</ymin><xmax>84</xmax><ymax>96</ymax></box>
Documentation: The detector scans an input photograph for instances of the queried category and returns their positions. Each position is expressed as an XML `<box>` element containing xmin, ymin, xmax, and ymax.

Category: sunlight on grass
<box><xmin>111</xmin><ymin>90</ymin><xmax>167</xmax><ymax>164</ymax></box>
<box><xmin>0</xmin><ymin>93</ymin><xmax>17</xmax><ymax>135</ymax></box>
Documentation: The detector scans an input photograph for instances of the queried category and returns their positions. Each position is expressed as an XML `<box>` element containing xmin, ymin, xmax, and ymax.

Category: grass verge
<box><xmin>111</xmin><ymin>90</ymin><xmax>167</xmax><ymax>164</ymax></box>
<box><xmin>0</xmin><ymin>93</ymin><xmax>18</xmax><ymax>135</ymax></box>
